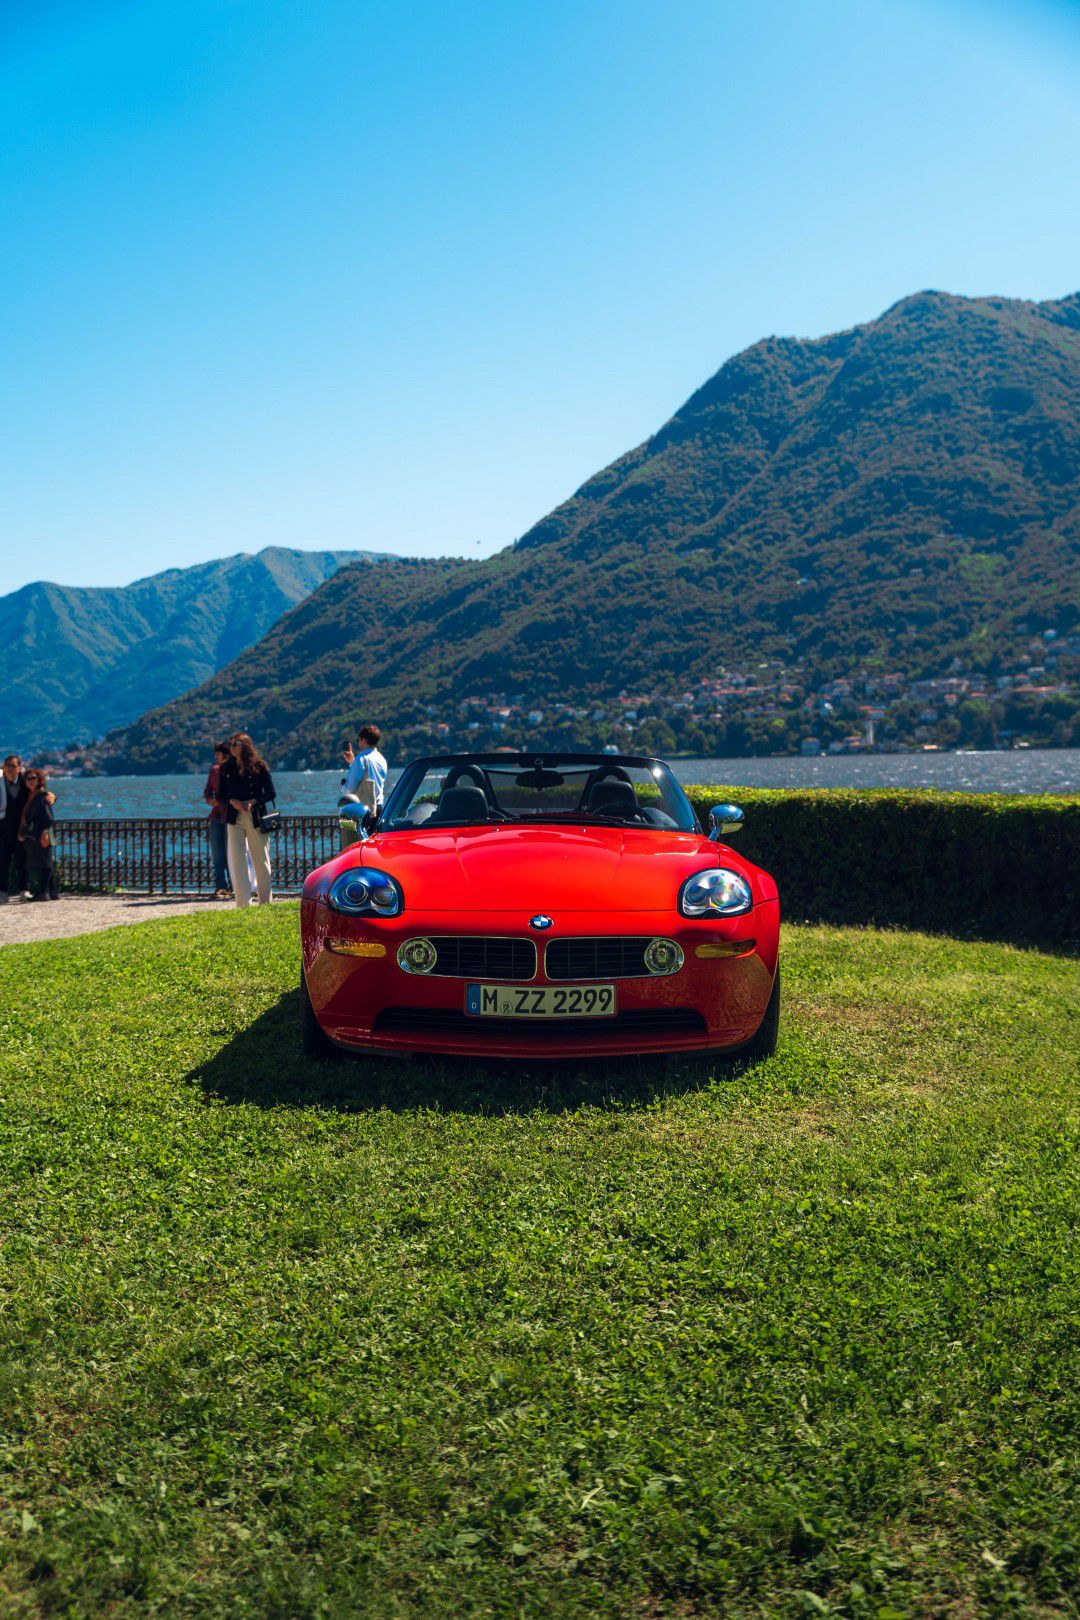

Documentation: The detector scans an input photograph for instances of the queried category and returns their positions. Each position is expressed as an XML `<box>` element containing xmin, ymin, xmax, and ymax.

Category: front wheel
<box><xmin>300</xmin><ymin>967</ymin><xmax>335</xmax><ymax>1058</ymax></box>
<box><xmin>742</xmin><ymin>965</ymin><xmax>780</xmax><ymax>1061</ymax></box>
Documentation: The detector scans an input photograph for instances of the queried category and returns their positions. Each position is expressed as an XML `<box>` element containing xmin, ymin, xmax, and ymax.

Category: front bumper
<box><xmin>301</xmin><ymin>900</ymin><xmax>780</xmax><ymax>1058</ymax></box>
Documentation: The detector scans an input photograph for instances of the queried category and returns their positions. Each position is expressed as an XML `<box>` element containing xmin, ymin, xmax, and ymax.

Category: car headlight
<box><xmin>327</xmin><ymin>868</ymin><xmax>403</xmax><ymax>917</ymax></box>
<box><xmin>679</xmin><ymin>867</ymin><xmax>752</xmax><ymax>917</ymax></box>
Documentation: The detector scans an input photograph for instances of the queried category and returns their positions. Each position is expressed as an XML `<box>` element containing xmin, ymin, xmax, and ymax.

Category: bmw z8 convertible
<box><xmin>300</xmin><ymin>753</ymin><xmax>780</xmax><ymax>1060</ymax></box>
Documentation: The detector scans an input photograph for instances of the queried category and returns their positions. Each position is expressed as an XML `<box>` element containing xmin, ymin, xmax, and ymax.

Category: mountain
<box><xmin>3</xmin><ymin>547</ymin><xmax>387</xmax><ymax>753</ymax></box>
<box><xmin>105</xmin><ymin>290</ymin><xmax>1080</xmax><ymax>771</ymax></box>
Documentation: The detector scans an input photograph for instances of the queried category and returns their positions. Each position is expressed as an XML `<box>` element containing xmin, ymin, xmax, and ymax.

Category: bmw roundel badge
<box><xmin>529</xmin><ymin>914</ymin><xmax>554</xmax><ymax>930</ymax></box>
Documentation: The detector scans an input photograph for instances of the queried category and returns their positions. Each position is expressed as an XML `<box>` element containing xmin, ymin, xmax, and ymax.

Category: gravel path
<box><xmin>0</xmin><ymin>893</ymin><xmax>289</xmax><ymax>947</ymax></box>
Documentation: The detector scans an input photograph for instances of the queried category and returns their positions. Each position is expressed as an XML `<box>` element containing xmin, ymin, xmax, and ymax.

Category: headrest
<box><xmin>431</xmin><ymin>784</ymin><xmax>489</xmax><ymax>823</ymax></box>
<box><xmin>445</xmin><ymin>764</ymin><xmax>489</xmax><ymax>796</ymax></box>
<box><xmin>585</xmin><ymin>778</ymin><xmax>638</xmax><ymax>817</ymax></box>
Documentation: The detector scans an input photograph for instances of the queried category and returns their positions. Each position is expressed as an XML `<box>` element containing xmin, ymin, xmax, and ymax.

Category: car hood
<box><xmin>356</xmin><ymin>823</ymin><xmax>723</xmax><ymax>911</ymax></box>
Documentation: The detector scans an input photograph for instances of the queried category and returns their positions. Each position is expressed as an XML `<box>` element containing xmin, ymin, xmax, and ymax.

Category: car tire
<box><xmin>300</xmin><ymin>967</ymin><xmax>335</xmax><ymax>1058</ymax></box>
<box><xmin>742</xmin><ymin>964</ymin><xmax>780</xmax><ymax>1061</ymax></box>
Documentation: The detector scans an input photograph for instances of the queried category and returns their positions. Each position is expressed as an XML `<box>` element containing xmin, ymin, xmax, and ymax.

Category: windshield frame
<box><xmin>377</xmin><ymin>752</ymin><xmax>700</xmax><ymax>835</ymax></box>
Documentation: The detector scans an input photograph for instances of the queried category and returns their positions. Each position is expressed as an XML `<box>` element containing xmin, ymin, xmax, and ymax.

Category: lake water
<box><xmin>47</xmin><ymin>749</ymin><xmax>1080</xmax><ymax>819</ymax></box>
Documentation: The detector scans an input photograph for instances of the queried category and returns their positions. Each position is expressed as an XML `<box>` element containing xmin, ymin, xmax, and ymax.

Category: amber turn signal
<box><xmin>694</xmin><ymin>939</ymin><xmax>756</xmax><ymax>959</ymax></box>
<box><xmin>326</xmin><ymin>940</ymin><xmax>387</xmax><ymax>958</ymax></box>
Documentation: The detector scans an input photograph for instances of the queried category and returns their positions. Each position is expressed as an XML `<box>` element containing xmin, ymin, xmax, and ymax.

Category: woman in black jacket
<box><xmin>215</xmin><ymin>733</ymin><xmax>276</xmax><ymax>907</ymax></box>
<box><xmin>18</xmin><ymin>768</ymin><xmax>58</xmax><ymax>901</ymax></box>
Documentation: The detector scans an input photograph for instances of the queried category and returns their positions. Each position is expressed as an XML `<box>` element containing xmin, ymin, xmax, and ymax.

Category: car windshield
<box><xmin>379</xmin><ymin>755</ymin><xmax>698</xmax><ymax>833</ymax></box>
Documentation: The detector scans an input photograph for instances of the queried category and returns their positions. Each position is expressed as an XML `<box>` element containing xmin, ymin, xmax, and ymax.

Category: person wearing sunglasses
<box><xmin>1</xmin><ymin>755</ymin><xmax>56</xmax><ymax>901</ymax></box>
<box><xmin>17</xmin><ymin>768</ymin><xmax>59</xmax><ymax>901</ymax></box>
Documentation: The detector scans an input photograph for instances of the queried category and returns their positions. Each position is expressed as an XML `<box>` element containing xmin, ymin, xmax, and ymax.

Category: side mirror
<box><xmin>338</xmin><ymin>809</ymin><xmax>376</xmax><ymax>844</ymax></box>
<box><xmin>708</xmin><ymin>803</ymin><xmax>744</xmax><ymax>841</ymax></box>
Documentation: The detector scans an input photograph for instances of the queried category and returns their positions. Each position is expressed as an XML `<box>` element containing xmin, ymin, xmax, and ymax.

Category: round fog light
<box><xmin>644</xmin><ymin>938</ymin><xmax>684</xmax><ymax>976</ymax></box>
<box><xmin>397</xmin><ymin>937</ymin><xmax>437</xmax><ymax>974</ymax></box>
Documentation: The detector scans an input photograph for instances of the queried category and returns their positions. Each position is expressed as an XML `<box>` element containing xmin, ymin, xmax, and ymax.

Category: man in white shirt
<box><xmin>341</xmin><ymin>724</ymin><xmax>388</xmax><ymax>816</ymax></box>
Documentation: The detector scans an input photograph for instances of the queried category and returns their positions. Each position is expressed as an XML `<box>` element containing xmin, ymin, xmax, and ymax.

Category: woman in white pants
<box><xmin>215</xmin><ymin>732</ymin><xmax>275</xmax><ymax>907</ymax></box>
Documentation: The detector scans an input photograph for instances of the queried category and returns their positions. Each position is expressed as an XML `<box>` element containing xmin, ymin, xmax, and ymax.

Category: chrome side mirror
<box><xmin>708</xmin><ymin>803</ymin><xmax>744</xmax><ymax>841</ymax></box>
<box><xmin>338</xmin><ymin>811</ymin><xmax>361</xmax><ymax>845</ymax></box>
<box><xmin>337</xmin><ymin>812</ymin><xmax>376</xmax><ymax>846</ymax></box>
<box><xmin>337</xmin><ymin>793</ymin><xmax>369</xmax><ymax>845</ymax></box>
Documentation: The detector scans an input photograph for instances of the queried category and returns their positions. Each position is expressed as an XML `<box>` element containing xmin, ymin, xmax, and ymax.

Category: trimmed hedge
<box><xmin>683</xmin><ymin>787</ymin><xmax>1080</xmax><ymax>947</ymax></box>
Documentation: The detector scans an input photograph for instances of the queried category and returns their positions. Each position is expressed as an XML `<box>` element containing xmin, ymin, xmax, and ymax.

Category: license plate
<box><xmin>465</xmin><ymin>983</ymin><xmax>616</xmax><ymax>1018</ymax></box>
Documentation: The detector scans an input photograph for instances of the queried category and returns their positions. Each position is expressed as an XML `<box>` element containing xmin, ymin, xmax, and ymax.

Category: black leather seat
<box><xmin>444</xmin><ymin>764</ymin><xmax>491</xmax><ymax>797</ymax></box>
<box><xmin>430</xmin><ymin>783</ymin><xmax>490</xmax><ymax>823</ymax></box>
<box><xmin>584</xmin><ymin>778</ymin><xmax>639</xmax><ymax>820</ymax></box>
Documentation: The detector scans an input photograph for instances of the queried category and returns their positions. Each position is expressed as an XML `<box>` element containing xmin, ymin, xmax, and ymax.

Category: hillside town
<box><xmin>374</xmin><ymin>629</ymin><xmax>1079</xmax><ymax>763</ymax></box>
<box><xmin>35</xmin><ymin>629</ymin><xmax>1078</xmax><ymax>773</ymax></box>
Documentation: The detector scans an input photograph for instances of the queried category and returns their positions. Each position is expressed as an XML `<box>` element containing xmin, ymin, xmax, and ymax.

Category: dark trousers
<box><xmin>208</xmin><ymin>817</ymin><xmax>230</xmax><ymax>890</ymax></box>
<box><xmin>0</xmin><ymin>834</ymin><xmax>27</xmax><ymax>896</ymax></box>
<box><xmin>26</xmin><ymin>845</ymin><xmax>57</xmax><ymax>900</ymax></box>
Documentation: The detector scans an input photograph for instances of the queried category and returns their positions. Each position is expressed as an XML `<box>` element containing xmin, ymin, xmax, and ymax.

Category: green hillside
<box><xmin>3</xmin><ymin>547</ymin><xmax>386</xmax><ymax>752</ymax></box>
<box><xmin>105</xmin><ymin>290</ymin><xmax>1080</xmax><ymax>771</ymax></box>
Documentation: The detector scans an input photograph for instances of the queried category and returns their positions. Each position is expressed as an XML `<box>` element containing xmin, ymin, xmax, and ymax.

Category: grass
<box><xmin>0</xmin><ymin>909</ymin><xmax>1076</xmax><ymax>1618</ymax></box>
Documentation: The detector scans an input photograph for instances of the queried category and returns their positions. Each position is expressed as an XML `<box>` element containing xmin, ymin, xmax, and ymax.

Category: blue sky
<box><xmin>2</xmin><ymin>0</ymin><xmax>1079</xmax><ymax>595</ymax></box>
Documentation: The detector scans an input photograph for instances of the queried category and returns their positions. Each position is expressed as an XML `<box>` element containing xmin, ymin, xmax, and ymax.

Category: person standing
<box><xmin>216</xmin><ymin>732</ymin><xmax>275</xmax><ymax>908</ymax></box>
<box><xmin>0</xmin><ymin>755</ymin><xmax>31</xmax><ymax>901</ymax></box>
<box><xmin>341</xmin><ymin>724</ymin><xmax>388</xmax><ymax>816</ymax></box>
<box><xmin>18</xmin><ymin>768</ymin><xmax>58</xmax><ymax>901</ymax></box>
<box><xmin>203</xmin><ymin>742</ymin><xmax>232</xmax><ymax>899</ymax></box>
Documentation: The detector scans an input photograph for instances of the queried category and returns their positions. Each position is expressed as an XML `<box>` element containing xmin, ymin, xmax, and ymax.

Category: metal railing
<box><xmin>54</xmin><ymin>815</ymin><xmax>343</xmax><ymax>896</ymax></box>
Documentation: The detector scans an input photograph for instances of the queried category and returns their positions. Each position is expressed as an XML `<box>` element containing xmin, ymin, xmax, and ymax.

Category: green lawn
<box><xmin>0</xmin><ymin>910</ymin><xmax>1076</xmax><ymax>1618</ymax></box>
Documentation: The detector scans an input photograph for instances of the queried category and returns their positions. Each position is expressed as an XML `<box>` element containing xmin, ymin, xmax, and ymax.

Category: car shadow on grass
<box><xmin>189</xmin><ymin>988</ymin><xmax>750</xmax><ymax>1115</ymax></box>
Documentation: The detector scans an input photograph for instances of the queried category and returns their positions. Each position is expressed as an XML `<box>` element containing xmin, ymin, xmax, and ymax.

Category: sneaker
<box><xmin>20</xmin><ymin>890</ymin><xmax>32</xmax><ymax>900</ymax></box>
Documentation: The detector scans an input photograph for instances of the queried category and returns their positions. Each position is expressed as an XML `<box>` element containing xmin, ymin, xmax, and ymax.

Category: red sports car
<box><xmin>300</xmin><ymin>753</ymin><xmax>780</xmax><ymax>1061</ymax></box>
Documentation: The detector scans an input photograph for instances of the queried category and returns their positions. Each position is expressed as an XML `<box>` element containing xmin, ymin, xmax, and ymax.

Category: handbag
<box><xmin>257</xmin><ymin>799</ymin><xmax>282</xmax><ymax>835</ymax></box>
